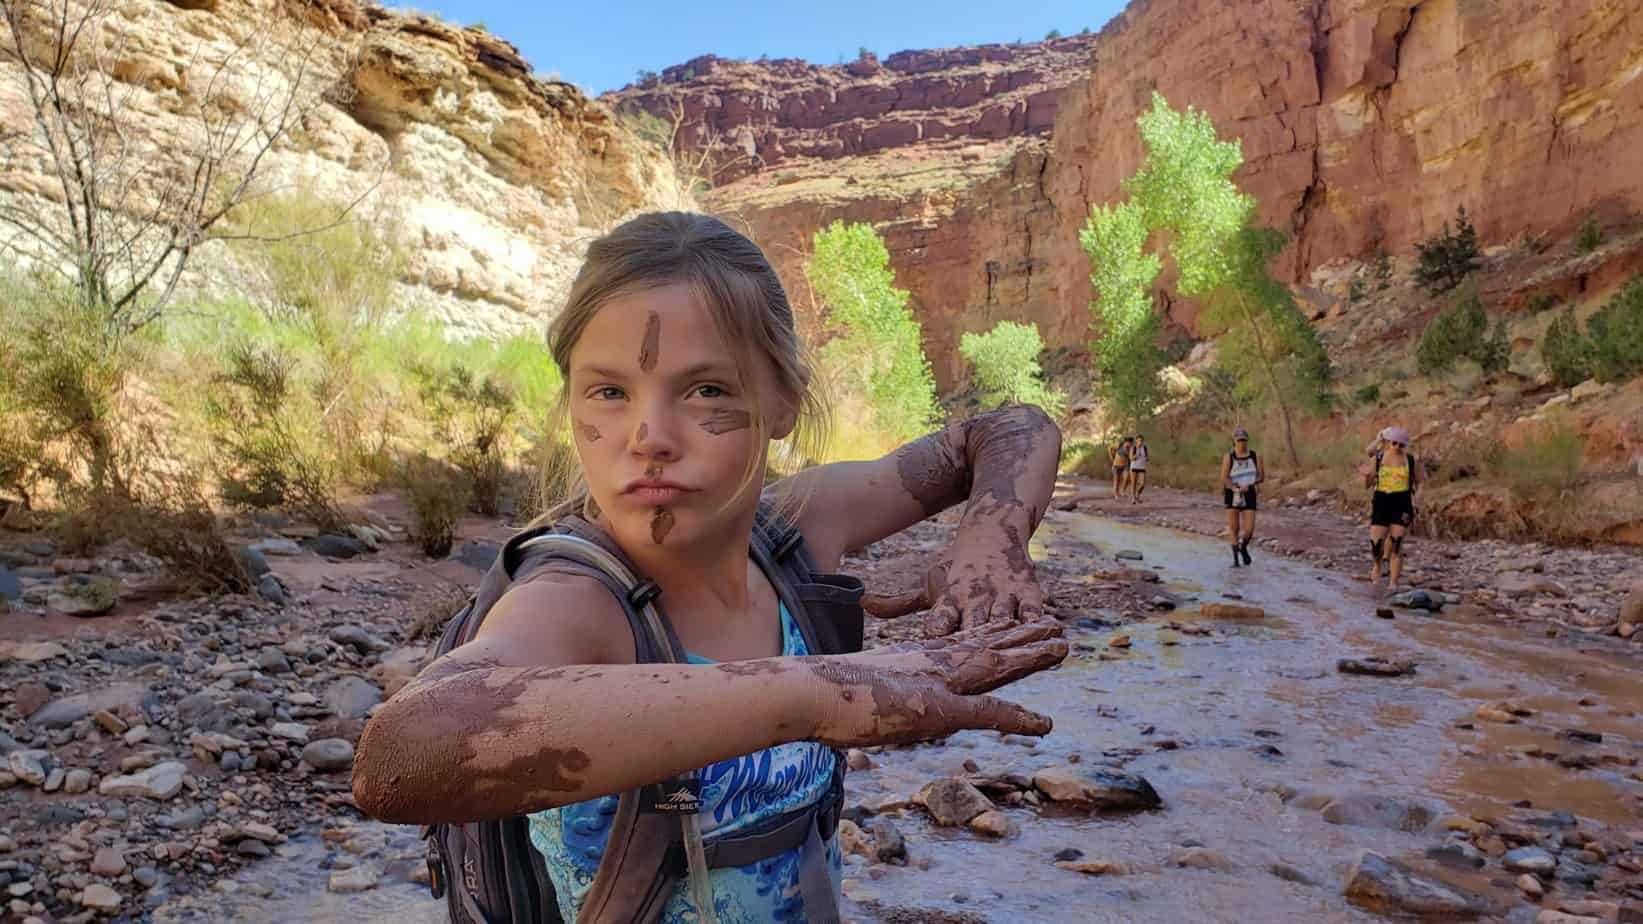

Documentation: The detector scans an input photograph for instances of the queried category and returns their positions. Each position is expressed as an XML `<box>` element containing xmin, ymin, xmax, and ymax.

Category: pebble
<box><xmin>1517</xmin><ymin>873</ymin><xmax>1544</xmax><ymax>897</ymax></box>
<box><xmin>917</xmin><ymin>779</ymin><xmax>994</xmax><ymax>827</ymax></box>
<box><xmin>301</xmin><ymin>738</ymin><xmax>355</xmax><ymax>773</ymax></box>
<box><xmin>969</xmin><ymin>810</ymin><xmax>1017</xmax><ymax>838</ymax></box>
<box><xmin>1503</xmin><ymin>846</ymin><xmax>1557</xmax><ymax>874</ymax></box>
<box><xmin>1343</xmin><ymin>850</ymin><xmax>1488</xmax><ymax>917</ymax></box>
<box><xmin>90</xmin><ymin>847</ymin><xmax>127</xmax><ymax>877</ymax></box>
<box><xmin>1032</xmin><ymin>767</ymin><xmax>1162</xmax><ymax>811</ymax></box>
<box><xmin>1055</xmin><ymin>859</ymin><xmax>1125</xmax><ymax>875</ymax></box>
<box><xmin>327</xmin><ymin>865</ymin><xmax>379</xmax><ymax>893</ymax></box>
<box><xmin>78</xmin><ymin>884</ymin><xmax>121</xmax><ymax>911</ymax></box>
<box><xmin>869</xmin><ymin>818</ymin><xmax>907</xmax><ymax>864</ymax></box>
<box><xmin>98</xmin><ymin>761</ymin><xmax>187</xmax><ymax>800</ymax></box>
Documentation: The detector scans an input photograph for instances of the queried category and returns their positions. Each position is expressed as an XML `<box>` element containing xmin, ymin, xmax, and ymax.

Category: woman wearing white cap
<box><xmin>1220</xmin><ymin>428</ymin><xmax>1264</xmax><ymax>567</ymax></box>
<box><xmin>1358</xmin><ymin>426</ymin><xmax>1421</xmax><ymax>588</ymax></box>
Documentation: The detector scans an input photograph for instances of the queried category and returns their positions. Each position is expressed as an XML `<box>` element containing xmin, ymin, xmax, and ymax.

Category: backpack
<box><xmin>419</xmin><ymin>501</ymin><xmax>865</xmax><ymax>924</ymax></box>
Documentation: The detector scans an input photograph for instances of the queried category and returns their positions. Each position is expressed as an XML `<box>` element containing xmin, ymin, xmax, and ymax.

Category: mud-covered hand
<box><xmin>808</xmin><ymin>619</ymin><xmax>1067</xmax><ymax>748</ymax></box>
<box><xmin>922</xmin><ymin>516</ymin><xmax>1045</xmax><ymax>636</ymax></box>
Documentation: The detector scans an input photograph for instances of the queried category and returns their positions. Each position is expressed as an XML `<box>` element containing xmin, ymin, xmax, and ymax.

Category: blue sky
<box><xmin>388</xmin><ymin>1</ymin><xmax>1130</xmax><ymax>96</ymax></box>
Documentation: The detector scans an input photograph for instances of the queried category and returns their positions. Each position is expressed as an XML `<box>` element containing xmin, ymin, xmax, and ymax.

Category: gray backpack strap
<box><xmin>512</xmin><ymin>532</ymin><xmax>702</xmax><ymax>924</ymax></box>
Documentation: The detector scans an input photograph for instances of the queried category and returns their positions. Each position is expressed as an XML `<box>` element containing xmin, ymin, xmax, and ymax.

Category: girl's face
<box><xmin>566</xmin><ymin>282</ymin><xmax>794</xmax><ymax>550</ymax></box>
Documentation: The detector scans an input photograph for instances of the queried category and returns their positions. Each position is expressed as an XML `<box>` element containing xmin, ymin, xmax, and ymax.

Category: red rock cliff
<box><xmin>649</xmin><ymin>0</ymin><xmax>1642</xmax><ymax>387</ymax></box>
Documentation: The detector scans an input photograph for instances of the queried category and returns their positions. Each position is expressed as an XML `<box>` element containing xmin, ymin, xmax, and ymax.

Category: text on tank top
<box><xmin>1228</xmin><ymin>451</ymin><xmax>1258</xmax><ymax>488</ymax></box>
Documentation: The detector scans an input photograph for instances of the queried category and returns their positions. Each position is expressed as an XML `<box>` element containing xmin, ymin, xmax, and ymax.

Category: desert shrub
<box><xmin>1586</xmin><ymin>276</ymin><xmax>1643</xmax><ymax>384</ymax></box>
<box><xmin>958</xmin><ymin>321</ymin><xmax>1065</xmax><ymax>415</ymax></box>
<box><xmin>1353</xmin><ymin>384</ymin><xmax>1381</xmax><ymax>405</ymax></box>
<box><xmin>410</xmin><ymin>362</ymin><xmax>517</xmax><ymax>516</ymax></box>
<box><xmin>401</xmin><ymin>453</ymin><xmax>468</xmax><ymax>558</ymax></box>
<box><xmin>1541</xmin><ymin>310</ymin><xmax>1594</xmax><ymax>388</ymax></box>
<box><xmin>1412</xmin><ymin>206</ymin><xmax>1480</xmax><ymax>295</ymax></box>
<box><xmin>1576</xmin><ymin>215</ymin><xmax>1603</xmax><ymax>255</ymax></box>
<box><xmin>206</xmin><ymin>341</ymin><xmax>341</xmax><ymax>527</ymax></box>
<box><xmin>1526</xmin><ymin>293</ymin><xmax>1559</xmax><ymax>314</ymax></box>
<box><xmin>1416</xmin><ymin>284</ymin><xmax>1502</xmax><ymax>377</ymax></box>
<box><xmin>1135</xmin><ymin>428</ymin><xmax>1231</xmax><ymax>490</ymax></box>
<box><xmin>1425</xmin><ymin>432</ymin><xmax>1505</xmax><ymax>485</ymax></box>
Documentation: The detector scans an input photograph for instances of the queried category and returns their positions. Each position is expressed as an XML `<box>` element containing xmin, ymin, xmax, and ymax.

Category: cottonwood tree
<box><xmin>0</xmin><ymin>0</ymin><xmax>355</xmax><ymax>332</ymax></box>
<box><xmin>1081</xmin><ymin>93</ymin><xmax>1329</xmax><ymax>463</ymax></box>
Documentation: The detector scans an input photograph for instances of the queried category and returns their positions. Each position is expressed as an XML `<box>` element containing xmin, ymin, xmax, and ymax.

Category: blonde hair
<box><xmin>537</xmin><ymin>211</ymin><xmax>828</xmax><ymax>524</ymax></box>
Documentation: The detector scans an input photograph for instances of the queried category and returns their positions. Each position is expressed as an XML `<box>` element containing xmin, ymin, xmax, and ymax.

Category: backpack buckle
<box><xmin>424</xmin><ymin>829</ymin><xmax>447</xmax><ymax>899</ymax></box>
<box><xmin>626</xmin><ymin>580</ymin><xmax>662</xmax><ymax>610</ymax></box>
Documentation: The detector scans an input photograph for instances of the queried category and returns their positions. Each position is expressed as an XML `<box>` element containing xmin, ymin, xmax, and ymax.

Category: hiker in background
<box><xmin>1129</xmin><ymin>433</ymin><xmax>1149</xmax><ymax>504</ymax></box>
<box><xmin>1359</xmin><ymin>425</ymin><xmax>1421</xmax><ymax>590</ymax></box>
<box><xmin>1220</xmin><ymin>428</ymin><xmax>1263</xmax><ymax>567</ymax></box>
<box><xmin>1111</xmin><ymin>436</ymin><xmax>1133</xmax><ymax>500</ymax></box>
<box><xmin>351</xmin><ymin>212</ymin><xmax>1067</xmax><ymax>924</ymax></box>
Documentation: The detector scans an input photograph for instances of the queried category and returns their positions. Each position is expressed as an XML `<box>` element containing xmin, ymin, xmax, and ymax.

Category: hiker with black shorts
<box><xmin>1128</xmin><ymin>434</ymin><xmax>1149</xmax><ymax>504</ymax></box>
<box><xmin>352</xmin><ymin>212</ymin><xmax>1067</xmax><ymax>924</ymax></box>
<box><xmin>1111</xmin><ymin>437</ymin><xmax>1133</xmax><ymax>500</ymax></box>
<box><xmin>1359</xmin><ymin>426</ymin><xmax>1421</xmax><ymax>590</ymax></box>
<box><xmin>1221</xmin><ymin>428</ymin><xmax>1263</xmax><ymax>567</ymax></box>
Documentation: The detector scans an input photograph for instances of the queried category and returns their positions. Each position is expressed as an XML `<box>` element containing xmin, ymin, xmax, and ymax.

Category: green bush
<box><xmin>207</xmin><ymin>342</ymin><xmax>342</xmax><ymax>527</ymax></box>
<box><xmin>958</xmin><ymin>321</ymin><xmax>1065</xmax><ymax>415</ymax></box>
<box><xmin>1586</xmin><ymin>277</ymin><xmax>1643</xmax><ymax>384</ymax></box>
<box><xmin>809</xmin><ymin>221</ymin><xmax>939</xmax><ymax>444</ymax></box>
<box><xmin>1412</xmin><ymin>281</ymin><xmax>1491</xmax><ymax>374</ymax></box>
<box><xmin>1353</xmin><ymin>384</ymin><xmax>1381</xmax><ymax>405</ymax></box>
<box><xmin>1417</xmin><ymin>284</ymin><xmax>1499</xmax><ymax>377</ymax></box>
<box><xmin>1412</xmin><ymin>206</ymin><xmax>1480</xmax><ymax>295</ymax></box>
<box><xmin>1576</xmin><ymin>216</ymin><xmax>1603</xmax><ymax>255</ymax></box>
<box><xmin>1541</xmin><ymin>310</ymin><xmax>1594</xmax><ymax>387</ymax></box>
<box><xmin>411</xmin><ymin>362</ymin><xmax>517</xmax><ymax>516</ymax></box>
<box><xmin>401</xmin><ymin>453</ymin><xmax>469</xmax><ymax>558</ymax></box>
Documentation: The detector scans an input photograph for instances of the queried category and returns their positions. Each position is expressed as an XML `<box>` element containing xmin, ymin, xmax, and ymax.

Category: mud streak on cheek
<box><xmin>639</xmin><ymin>311</ymin><xmax>661</xmax><ymax>371</ymax></box>
<box><xmin>576</xmin><ymin>422</ymin><xmax>601</xmax><ymax>443</ymax></box>
<box><xmin>700</xmin><ymin>409</ymin><xmax>752</xmax><ymax>435</ymax></box>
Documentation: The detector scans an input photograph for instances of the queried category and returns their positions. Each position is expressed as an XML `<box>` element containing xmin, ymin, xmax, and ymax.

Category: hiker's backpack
<box><xmin>420</xmin><ymin>502</ymin><xmax>865</xmax><ymax>924</ymax></box>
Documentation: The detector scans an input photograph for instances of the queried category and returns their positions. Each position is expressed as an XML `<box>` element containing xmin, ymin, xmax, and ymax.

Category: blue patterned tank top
<box><xmin>526</xmin><ymin>602</ymin><xmax>840</xmax><ymax>923</ymax></box>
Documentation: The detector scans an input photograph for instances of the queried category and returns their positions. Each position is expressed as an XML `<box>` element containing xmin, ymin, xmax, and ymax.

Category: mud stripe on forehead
<box><xmin>639</xmin><ymin>311</ymin><xmax>661</xmax><ymax>371</ymax></box>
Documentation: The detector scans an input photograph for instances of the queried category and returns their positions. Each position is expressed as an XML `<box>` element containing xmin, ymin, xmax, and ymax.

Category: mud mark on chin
<box><xmin>700</xmin><ymin>408</ymin><xmax>752</xmax><ymax>436</ymax></box>
<box><xmin>638</xmin><ymin>311</ymin><xmax>661</xmax><ymax>371</ymax></box>
<box><xmin>651</xmin><ymin>507</ymin><xmax>675</xmax><ymax>544</ymax></box>
<box><xmin>645</xmin><ymin>461</ymin><xmax>664</xmax><ymax>478</ymax></box>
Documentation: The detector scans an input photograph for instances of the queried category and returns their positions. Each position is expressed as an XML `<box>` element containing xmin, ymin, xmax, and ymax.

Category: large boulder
<box><xmin>1344</xmin><ymin>851</ymin><xmax>1491</xmax><ymax>918</ymax></box>
<box><xmin>1033</xmin><ymin>767</ymin><xmax>1162</xmax><ymax>812</ymax></box>
<box><xmin>916</xmin><ymin>779</ymin><xmax>994</xmax><ymax>826</ymax></box>
<box><xmin>98</xmin><ymin>761</ymin><xmax>188</xmax><ymax>800</ymax></box>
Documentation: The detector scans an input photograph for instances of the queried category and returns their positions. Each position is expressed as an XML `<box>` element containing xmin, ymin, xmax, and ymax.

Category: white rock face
<box><xmin>0</xmin><ymin>0</ymin><xmax>684</xmax><ymax>339</ymax></box>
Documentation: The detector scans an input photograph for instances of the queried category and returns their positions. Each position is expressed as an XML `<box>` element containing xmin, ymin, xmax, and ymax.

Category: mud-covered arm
<box><xmin>776</xmin><ymin>405</ymin><xmax>1061</xmax><ymax>633</ymax></box>
<box><xmin>350</xmin><ymin>607</ymin><xmax>1064</xmax><ymax>825</ymax></box>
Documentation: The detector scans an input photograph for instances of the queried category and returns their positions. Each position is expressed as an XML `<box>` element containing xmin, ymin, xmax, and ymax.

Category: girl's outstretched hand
<box><xmin>808</xmin><ymin>619</ymin><xmax>1067</xmax><ymax>748</ymax></box>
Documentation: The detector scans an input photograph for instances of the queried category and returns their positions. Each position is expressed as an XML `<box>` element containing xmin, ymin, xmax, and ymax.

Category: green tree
<box><xmin>959</xmin><ymin>321</ymin><xmax>1065</xmax><ymax>415</ymax></box>
<box><xmin>1412</xmin><ymin>206</ymin><xmax>1480</xmax><ymax>295</ymax></box>
<box><xmin>1586</xmin><ymin>276</ymin><xmax>1643</xmax><ymax>384</ymax></box>
<box><xmin>1541</xmin><ymin>310</ymin><xmax>1594</xmax><ymax>388</ymax></box>
<box><xmin>1080</xmin><ymin>200</ymin><xmax>1165</xmax><ymax>427</ymax></box>
<box><xmin>1082</xmin><ymin>93</ymin><xmax>1330</xmax><ymax>462</ymax></box>
<box><xmin>808</xmin><ymin>221</ymin><xmax>938</xmax><ymax>443</ymax></box>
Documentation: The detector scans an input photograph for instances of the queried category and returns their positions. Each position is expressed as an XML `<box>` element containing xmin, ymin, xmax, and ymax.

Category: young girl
<box><xmin>352</xmin><ymin>212</ymin><xmax>1067</xmax><ymax>922</ymax></box>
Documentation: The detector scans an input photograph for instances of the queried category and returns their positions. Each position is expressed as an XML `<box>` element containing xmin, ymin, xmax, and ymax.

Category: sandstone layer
<box><xmin>0</xmin><ymin>0</ymin><xmax>682</xmax><ymax>338</ymax></box>
<box><xmin>674</xmin><ymin>0</ymin><xmax>1643</xmax><ymax>387</ymax></box>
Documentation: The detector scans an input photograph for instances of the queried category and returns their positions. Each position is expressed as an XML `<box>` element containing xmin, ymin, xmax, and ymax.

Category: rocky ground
<box><xmin>1054</xmin><ymin>482</ymin><xmax>1643</xmax><ymax>643</ymax></box>
<box><xmin>1</xmin><ymin>482</ymin><xmax>1639</xmax><ymax>923</ymax></box>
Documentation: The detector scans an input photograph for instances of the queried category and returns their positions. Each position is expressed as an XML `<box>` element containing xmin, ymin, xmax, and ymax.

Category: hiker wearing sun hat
<box><xmin>1358</xmin><ymin>425</ymin><xmax>1421</xmax><ymax>589</ymax></box>
<box><xmin>1220</xmin><ymin>428</ymin><xmax>1265</xmax><ymax>567</ymax></box>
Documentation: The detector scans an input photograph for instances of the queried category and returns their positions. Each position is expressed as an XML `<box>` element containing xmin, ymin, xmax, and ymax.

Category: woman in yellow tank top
<box><xmin>1358</xmin><ymin>426</ymin><xmax>1420</xmax><ymax>589</ymax></box>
